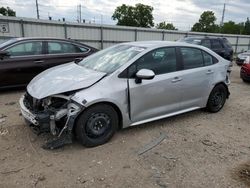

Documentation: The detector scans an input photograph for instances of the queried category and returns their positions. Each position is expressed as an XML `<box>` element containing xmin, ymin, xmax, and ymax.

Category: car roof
<box><xmin>0</xmin><ymin>37</ymin><xmax>97</xmax><ymax>50</ymax></box>
<box><xmin>123</xmin><ymin>40</ymin><xmax>201</xmax><ymax>48</ymax></box>
<box><xmin>11</xmin><ymin>37</ymin><xmax>87</xmax><ymax>44</ymax></box>
<box><xmin>183</xmin><ymin>36</ymin><xmax>225</xmax><ymax>40</ymax></box>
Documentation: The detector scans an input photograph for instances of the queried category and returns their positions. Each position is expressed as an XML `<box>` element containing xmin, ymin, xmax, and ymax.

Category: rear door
<box><xmin>0</xmin><ymin>40</ymin><xmax>46</xmax><ymax>87</ymax></box>
<box><xmin>128</xmin><ymin>47</ymin><xmax>183</xmax><ymax>123</ymax></box>
<box><xmin>178</xmin><ymin>47</ymin><xmax>215</xmax><ymax>109</ymax></box>
<box><xmin>43</xmin><ymin>41</ymin><xmax>90</xmax><ymax>69</ymax></box>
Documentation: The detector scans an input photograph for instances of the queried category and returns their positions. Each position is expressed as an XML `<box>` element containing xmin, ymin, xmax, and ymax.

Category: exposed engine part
<box><xmin>49</xmin><ymin>115</ymin><xmax>57</xmax><ymax>136</ymax></box>
<box><xmin>22</xmin><ymin>92</ymin><xmax>84</xmax><ymax>150</ymax></box>
<box><xmin>55</xmin><ymin>108</ymin><xmax>68</xmax><ymax>120</ymax></box>
<box><xmin>57</xmin><ymin>103</ymin><xmax>81</xmax><ymax>137</ymax></box>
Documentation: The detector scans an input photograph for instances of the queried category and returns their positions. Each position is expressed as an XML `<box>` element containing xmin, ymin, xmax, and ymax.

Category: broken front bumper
<box><xmin>20</xmin><ymin>95</ymin><xmax>38</xmax><ymax>125</ymax></box>
<box><xmin>20</xmin><ymin>94</ymin><xmax>84</xmax><ymax>149</ymax></box>
<box><xmin>20</xmin><ymin>94</ymin><xmax>83</xmax><ymax>135</ymax></box>
<box><xmin>19</xmin><ymin>95</ymin><xmax>51</xmax><ymax>133</ymax></box>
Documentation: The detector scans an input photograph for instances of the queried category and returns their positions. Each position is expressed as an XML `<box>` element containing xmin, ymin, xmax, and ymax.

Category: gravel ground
<box><xmin>0</xmin><ymin>64</ymin><xmax>249</xmax><ymax>188</ymax></box>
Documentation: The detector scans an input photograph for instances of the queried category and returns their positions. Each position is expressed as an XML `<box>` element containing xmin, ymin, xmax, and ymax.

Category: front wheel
<box><xmin>206</xmin><ymin>85</ymin><xmax>227</xmax><ymax>113</ymax></box>
<box><xmin>75</xmin><ymin>104</ymin><xmax>118</xmax><ymax>147</ymax></box>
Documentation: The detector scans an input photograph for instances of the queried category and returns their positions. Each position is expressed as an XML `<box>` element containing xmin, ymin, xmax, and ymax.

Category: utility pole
<box><xmin>101</xmin><ymin>14</ymin><xmax>103</xmax><ymax>25</ymax></box>
<box><xmin>79</xmin><ymin>4</ymin><xmax>82</xmax><ymax>23</ymax></box>
<box><xmin>35</xmin><ymin>0</ymin><xmax>40</xmax><ymax>19</ymax></box>
<box><xmin>220</xmin><ymin>3</ymin><xmax>226</xmax><ymax>26</ymax></box>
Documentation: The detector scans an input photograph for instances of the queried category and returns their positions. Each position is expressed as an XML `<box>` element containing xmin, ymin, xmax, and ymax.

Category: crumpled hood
<box><xmin>27</xmin><ymin>63</ymin><xmax>106</xmax><ymax>99</ymax></box>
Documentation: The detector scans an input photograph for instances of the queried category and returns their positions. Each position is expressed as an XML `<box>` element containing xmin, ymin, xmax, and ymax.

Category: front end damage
<box><xmin>20</xmin><ymin>92</ymin><xmax>83</xmax><ymax>149</ymax></box>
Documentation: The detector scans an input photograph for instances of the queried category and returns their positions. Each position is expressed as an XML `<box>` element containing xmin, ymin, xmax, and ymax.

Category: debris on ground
<box><xmin>1</xmin><ymin>168</ymin><xmax>24</xmax><ymax>175</ymax></box>
<box><xmin>30</xmin><ymin>173</ymin><xmax>46</xmax><ymax>186</ymax></box>
<box><xmin>201</xmin><ymin>139</ymin><xmax>214</xmax><ymax>146</ymax></box>
<box><xmin>0</xmin><ymin>129</ymin><xmax>8</xmax><ymax>136</ymax></box>
<box><xmin>77</xmin><ymin>176</ymin><xmax>87</xmax><ymax>184</ymax></box>
<box><xmin>0</xmin><ymin>114</ymin><xmax>7</xmax><ymax>118</ymax></box>
<box><xmin>138</xmin><ymin>132</ymin><xmax>167</xmax><ymax>155</ymax></box>
<box><xmin>0</xmin><ymin>118</ymin><xmax>5</xmax><ymax>124</ymax></box>
<box><xmin>5</xmin><ymin>102</ymin><xmax>16</xmax><ymax>106</ymax></box>
<box><xmin>232</xmin><ymin>161</ymin><xmax>250</xmax><ymax>187</ymax></box>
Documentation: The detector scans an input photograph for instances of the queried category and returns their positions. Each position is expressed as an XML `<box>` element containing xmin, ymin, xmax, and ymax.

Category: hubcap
<box><xmin>86</xmin><ymin>113</ymin><xmax>111</xmax><ymax>138</ymax></box>
<box><xmin>211</xmin><ymin>91</ymin><xmax>224</xmax><ymax>109</ymax></box>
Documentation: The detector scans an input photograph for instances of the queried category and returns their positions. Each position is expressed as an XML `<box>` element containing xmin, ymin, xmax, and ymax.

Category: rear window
<box><xmin>212</xmin><ymin>39</ymin><xmax>223</xmax><ymax>49</ymax></box>
<box><xmin>181</xmin><ymin>38</ymin><xmax>202</xmax><ymax>45</ymax></box>
<box><xmin>222</xmin><ymin>38</ymin><xmax>232</xmax><ymax>48</ymax></box>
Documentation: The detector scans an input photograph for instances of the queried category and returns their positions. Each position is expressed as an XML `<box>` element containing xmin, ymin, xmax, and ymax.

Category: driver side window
<box><xmin>128</xmin><ymin>47</ymin><xmax>177</xmax><ymax>77</ymax></box>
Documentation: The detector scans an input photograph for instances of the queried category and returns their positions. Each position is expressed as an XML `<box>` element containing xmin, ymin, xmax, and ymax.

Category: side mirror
<box><xmin>0</xmin><ymin>51</ymin><xmax>10</xmax><ymax>59</ymax></box>
<box><xmin>135</xmin><ymin>69</ymin><xmax>155</xmax><ymax>84</ymax></box>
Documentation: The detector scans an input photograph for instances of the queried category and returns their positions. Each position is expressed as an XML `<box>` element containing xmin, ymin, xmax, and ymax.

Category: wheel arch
<box><xmin>75</xmin><ymin>101</ymin><xmax>123</xmax><ymax>130</ymax></box>
<box><xmin>213</xmin><ymin>82</ymin><xmax>230</xmax><ymax>98</ymax></box>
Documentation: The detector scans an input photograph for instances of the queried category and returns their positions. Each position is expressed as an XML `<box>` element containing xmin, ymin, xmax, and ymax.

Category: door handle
<box><xmin>171</xmin><ymin>77</ymin><xmax>182</xmax><ymax>83</ymax></box>
<box><xmin>34</xmin><ymin>60</ymin><xmax>44</xmax><ymax>64</ymax></box>
<box><xmin>206</xmin><ymin>70</ymin><xmax>214</xmax><ymax>74</ymax></box>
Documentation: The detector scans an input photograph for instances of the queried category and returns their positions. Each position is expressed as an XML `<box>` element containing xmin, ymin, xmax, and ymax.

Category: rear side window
<box><xmin>180</xmin><ymin>47</ymin><xmax>203</xmax><ymax>69</ymax></box>
<box><xmin>202</xmin><ymin>51</ymin><xmax>213</xmax><ymax>66</ymax></box>
<box><xmin>201</xmin><ymin>40</ymin><xmax>211</xmax><ymax>48</ymax></box>
<box><xmin>47</xmin><ymin>42</ymin><xmax>87</xmax><ymax>54</ymax></box>
<box><xmin>212</xmin><ymin>39</ymin><xmax>223</xmax><ymax>49</ymax></box>
<box><xmin>6</xmin><ymin>41</ymin><xmax>42</xmax><ymax>56</ymax></box>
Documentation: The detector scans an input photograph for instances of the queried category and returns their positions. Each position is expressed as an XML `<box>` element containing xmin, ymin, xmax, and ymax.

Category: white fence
<box><xmin>1</xmin><ymin>16</ymin><xmax>250</xmax><ymax>53</ymax></box>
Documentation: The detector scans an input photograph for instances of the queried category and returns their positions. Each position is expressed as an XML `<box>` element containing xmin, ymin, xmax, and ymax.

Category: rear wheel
<box><xmin>76</xmin><ymin>104</ymin><xmax>118</xmax><ymax>147</ymax></box>
<box><xmin>206</xmin><ymin>85</ymin><xmax>227</xmax><ymax>113</ymax></box>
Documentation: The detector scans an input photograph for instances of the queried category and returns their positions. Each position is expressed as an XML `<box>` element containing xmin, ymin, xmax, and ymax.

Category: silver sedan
<box><xmin>20</xmin><ymin>41</ymin><xmax>231</xmax><ymax>149</ymax></box>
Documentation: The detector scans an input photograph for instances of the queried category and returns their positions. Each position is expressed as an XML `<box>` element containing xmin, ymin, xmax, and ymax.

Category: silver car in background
<box><xmin>19</xmin><ymin>41</ymin><xmax>231</xmax><ymax>149</ymax></box>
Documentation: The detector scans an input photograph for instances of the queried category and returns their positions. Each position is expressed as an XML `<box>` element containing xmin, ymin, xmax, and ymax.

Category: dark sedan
<box><xmin>0</xmin><ymin>37</ymin><xmax>98</xmax><ymax>89</ymax></box>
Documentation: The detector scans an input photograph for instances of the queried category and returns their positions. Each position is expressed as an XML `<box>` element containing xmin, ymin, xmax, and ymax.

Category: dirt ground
<box><xmin>0</xmin><ymin>64</ymin><xmax>249</xmax><ymax>188</ymax></box>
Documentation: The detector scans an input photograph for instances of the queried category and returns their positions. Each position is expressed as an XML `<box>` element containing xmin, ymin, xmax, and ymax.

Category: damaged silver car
<box><xmin>19</xmin><ymin>41</ymin><xmax>231</xmax><ymax>149</ymax></box>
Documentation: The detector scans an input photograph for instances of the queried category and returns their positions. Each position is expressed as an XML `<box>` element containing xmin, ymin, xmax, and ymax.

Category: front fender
<box><xmin>71</xmin><ymin>78</ymin><xmax>131</xmax><ymax>128</ymax></box>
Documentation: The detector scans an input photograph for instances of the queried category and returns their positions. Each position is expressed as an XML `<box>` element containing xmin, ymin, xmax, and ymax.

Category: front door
<box><xmin>0</xmin><ymin>41</ymin><xmax>45</xmax><ymax>87</ymax></box>
<box><xmin>128</xmin><ymin>47</ymin><xmax>182</xmax><ymax>123</ymax></box>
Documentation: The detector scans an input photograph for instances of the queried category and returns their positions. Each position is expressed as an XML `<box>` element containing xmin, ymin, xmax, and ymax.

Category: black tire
<box><xmin>206</xmin><ymin>84</ymin><xmax>227</xmax><ymax>113</ymax></box>
<box><xmin>76</xmin><ymin>104</ymin><xmax>118</xmax><ymax>147</ymax></box>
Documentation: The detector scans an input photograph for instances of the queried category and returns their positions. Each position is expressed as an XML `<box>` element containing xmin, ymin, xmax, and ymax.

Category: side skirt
<box><xmin>130</xmin><ymin>107</ymin><xmax>200</xmax><ymax>126</ymax></box>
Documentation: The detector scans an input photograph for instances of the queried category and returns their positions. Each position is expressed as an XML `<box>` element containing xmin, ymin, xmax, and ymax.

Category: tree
<box><xmin>221</xmin><ymin>21</ymin><xmax>244</xmax><ymax>34</ymax></box>
<box><xmin>0</xmin><ymin>7</ymin><xmax>16</xmax><ymax>16</ymax></box>
<box><xmin>112</xmin><ymin>3</ymin><xmax>154</xmax><ymax>28</ymax></box>
<box><xmin>156</xmin><ymin>22</ymin><xmax>177</xmax><ymax>30</ymax></box>
<box><xmin>191</xmin><ymin>11</ymin><xmax>219</xmax><ymax>33</ymax></box>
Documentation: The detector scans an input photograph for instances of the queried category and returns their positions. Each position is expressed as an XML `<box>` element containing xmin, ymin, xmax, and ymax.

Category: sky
<box><xmin>1</xmin><ymin>0</ymin><xmax>250</xmax><ymax>31</ymax></box>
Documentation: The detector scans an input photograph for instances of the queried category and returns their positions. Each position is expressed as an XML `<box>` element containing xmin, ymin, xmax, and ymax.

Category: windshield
<box><xmin>78</xmin><ymin>44</ymin><xmax>146</xmax><ymax>74</ymax></box>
